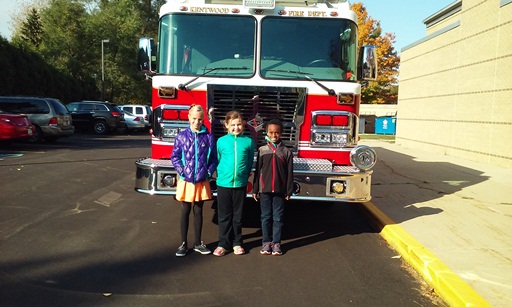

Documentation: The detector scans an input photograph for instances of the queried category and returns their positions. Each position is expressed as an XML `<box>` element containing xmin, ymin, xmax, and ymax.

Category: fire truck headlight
<box><xmin>350</xmin><ymin>145</ymin><xmax>377</xmax><ymax>171</ymax></box>
<box><xmin>312</xmin><ymin>132</ymin><xmax>347</xmax><ymax>146</ymax></box>
<box><xmin>163</xmin><ymin>127</ymin><xmax>180</xmax><ymax>138</ymax></box>
<box><xmin>162</xmin><ymin>174</ymin><xmax>177</xmax><ymax>187</ymax></box>
<box><xmin>293</xmin><ymin>180</ymin><xmax>301</xmax><ymax>195</ymax></box>
<box><xmin>313</xmin><ymin>132</ymin><xmax>331</xmax><ymax>143</ymax></box>
<box><xmin>331</xmin><ymin>181</ymin><xmax>346</xmax><ymax>194</ymax></box>
<box><xmin>331</xmin><ymin>133</ymin><xmax>347</xmax><ymax>145</ymax></box>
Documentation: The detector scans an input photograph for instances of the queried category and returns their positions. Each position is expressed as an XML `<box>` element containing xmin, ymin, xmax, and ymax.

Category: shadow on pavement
<box><xmin>235</xmin><ymin>198</ymin><xmax>377</xmax><ymax>254</ymax></box>
<box><xmin>369</xmin><ymin>146</ymin><xmax>489</xmax><ymax>224</ymax></box>
<box><xmin>1</xmin><ymin>137</ymin><xmax>492</xmax><ymax>303</ymax></box>
<box><xmin>0</xmin><ymin>132</ymin><xmax>151</xmax><ymax>154</ymax></box>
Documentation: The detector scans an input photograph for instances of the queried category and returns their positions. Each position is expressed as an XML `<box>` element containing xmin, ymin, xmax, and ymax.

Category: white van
<box><xmin>118</xmin><ymin>105</ymin><xmax>152</xmax><ymax>129</ymax></box>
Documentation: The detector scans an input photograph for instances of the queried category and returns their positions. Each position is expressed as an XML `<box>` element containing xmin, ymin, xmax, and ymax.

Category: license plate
<box><xmin>28</xmin><ymin>129</ymin><xmax>33</xmax><ymax>135</ymax></box>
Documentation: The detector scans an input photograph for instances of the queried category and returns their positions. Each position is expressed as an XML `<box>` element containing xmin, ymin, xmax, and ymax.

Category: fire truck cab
<box><xmin>136</xmin><ymin>0</ymin><xmax>378</xmax><ymax>202</ymax></box>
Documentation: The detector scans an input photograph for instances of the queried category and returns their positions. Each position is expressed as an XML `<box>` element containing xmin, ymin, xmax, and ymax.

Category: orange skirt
<box><xmin>175</xmin><ymin>178</ymin><xmax>212</xmax><ymax>202</ymax></box>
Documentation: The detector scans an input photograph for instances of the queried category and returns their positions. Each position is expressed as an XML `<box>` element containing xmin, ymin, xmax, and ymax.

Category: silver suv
<box><xmin>0</xmin><ymin>96</ymin><xmax>74</xmax><ymax>142</ymax></box>
<box><xmin>118</xmin><ymin>104</ymin><xmax>152</xmax><ymax>130</ymax></box>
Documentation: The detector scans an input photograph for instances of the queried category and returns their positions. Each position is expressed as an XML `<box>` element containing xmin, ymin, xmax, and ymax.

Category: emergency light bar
<box><xmin>243</xmin><ymin>0</ymin><xmax>347</xmax><ymax>7</ymax></box>
<box><xmin>244</xmin><ymin>0</ymin><xmax>275</xmax><ymax>8</ymax></box>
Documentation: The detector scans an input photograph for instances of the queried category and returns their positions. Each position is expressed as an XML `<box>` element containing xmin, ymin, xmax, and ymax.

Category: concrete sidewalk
<box><xmin>360</xmin><ymin>140</ymin><xmax>512</xmax><ymax>307</ymax></box>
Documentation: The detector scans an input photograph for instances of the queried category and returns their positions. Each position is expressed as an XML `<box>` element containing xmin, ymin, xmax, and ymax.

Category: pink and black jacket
<box><xmin>253</xmin><ymin>139</ymin><xmax>294</xmax><ymax>197</ymax></box>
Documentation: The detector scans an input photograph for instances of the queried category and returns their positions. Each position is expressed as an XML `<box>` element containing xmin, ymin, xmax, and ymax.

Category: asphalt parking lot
<box><xmin>0</xmin><ymin>134</ymin><xmax>441</xmax><ymax>306</ymax></box>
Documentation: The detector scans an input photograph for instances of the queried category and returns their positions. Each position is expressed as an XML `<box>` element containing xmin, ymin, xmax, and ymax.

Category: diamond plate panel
<box><xmin>293</xmin><ymin>158</ymin><xmax>332</xmax><ymax>172</ymax></box>
<box><xmin>137</xmin><ymin>158</ymin><xmax>174</xmax><ymax>167</ymax></box>
<box><xmin>333</xmin><ymin>165</ymin><xmax>363</xmax><ymax>173</ymax></box>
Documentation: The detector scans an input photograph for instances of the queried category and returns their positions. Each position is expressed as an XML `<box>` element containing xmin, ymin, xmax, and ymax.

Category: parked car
<box><xmin>0</xmin><ymin>111</ymin><xmax>36</xmax><ymax>144</ymax></box>
<box><xmin>66</xmin><ymin>101</ymin><xmax>125</xmax><ymax>135</ymax></box>
<box><xmin>118</xmin><ymin>105</ymin><xmax>152</xmax><ymax>129</ymax></box>
<box><xmin>0</xmin><ymin>96</ymin><xmax>74</xmax><ymax>142</ymax></box>
<box><xmin>119</xmin><ymin>111</ymin><xmax>146</xmax><ymax>133</ymax></box>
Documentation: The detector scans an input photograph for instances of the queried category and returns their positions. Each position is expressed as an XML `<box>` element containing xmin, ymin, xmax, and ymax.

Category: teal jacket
<box><xmin>216</xmin><ymin>133</ymin><xmax>255</xmax><ymax>188</ymax></box>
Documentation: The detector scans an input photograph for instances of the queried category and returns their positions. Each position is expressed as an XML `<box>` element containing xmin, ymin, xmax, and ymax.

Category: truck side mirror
<box><xmin>137</xmin><ymin>37</ymin><xmax>157</xmax><ymax>72</ymax></box>
<box><xmin>357</xmin><ymin>45</ymin><xmax>378</xmax><ymax>81</ymax></box>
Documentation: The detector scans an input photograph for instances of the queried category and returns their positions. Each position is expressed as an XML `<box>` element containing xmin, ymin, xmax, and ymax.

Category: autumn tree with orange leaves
<box><xmin>351</xmin><ymin>2</ymin><xmax>400</xmax><ymax>104</ymax></box>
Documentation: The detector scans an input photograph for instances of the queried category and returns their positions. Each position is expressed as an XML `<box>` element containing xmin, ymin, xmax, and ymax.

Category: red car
<box><xmin>0</xmin><ymin>111</ymin><xmax>36</xmax><ymax>143</ymax></box>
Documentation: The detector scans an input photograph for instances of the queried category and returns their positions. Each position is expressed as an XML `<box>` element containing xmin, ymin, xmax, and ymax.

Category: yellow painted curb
<box><xmin>361</xmin><ymin>201</ymin><xmax>491</xmax><ymax>307</ymax></box>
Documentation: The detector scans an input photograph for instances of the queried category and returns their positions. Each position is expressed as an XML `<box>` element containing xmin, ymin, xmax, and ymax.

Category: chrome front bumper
<box><xmin>135</xmin><ymin>157</ymin><xmax>372</xmax><ymax>202</ymax></box>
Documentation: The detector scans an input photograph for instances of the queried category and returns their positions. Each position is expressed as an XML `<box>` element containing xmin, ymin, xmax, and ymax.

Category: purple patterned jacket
<box><xmin>171</xmin><ymin>125</ymin><xmax>217</xmax><ymax>183</ymax></box>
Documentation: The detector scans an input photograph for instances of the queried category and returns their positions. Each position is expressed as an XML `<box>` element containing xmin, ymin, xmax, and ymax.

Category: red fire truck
<box><xmin>136</xmin><ymin>0</ymin><xmax>378</xmax><ymax>202</ymax></box>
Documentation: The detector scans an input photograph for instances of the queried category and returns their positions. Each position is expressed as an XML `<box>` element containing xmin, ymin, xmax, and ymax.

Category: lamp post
<box><xmin>101</xmin><ymin>39</ymin><xmax>110</xmax><ymax>101</ymax></box>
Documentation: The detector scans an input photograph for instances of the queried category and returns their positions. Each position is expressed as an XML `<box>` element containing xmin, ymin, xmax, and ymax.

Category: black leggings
<box><xmin>180</xmin><ymin>201</ymin><xmax>204</xmax><ymax>246</ymax></box>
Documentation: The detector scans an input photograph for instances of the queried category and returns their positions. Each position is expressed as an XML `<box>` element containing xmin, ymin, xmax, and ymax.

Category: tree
<box><xmin>8</xmin><ymin>0</ymin><xmax>162</xmax><ymax>103</ymax></box>
<box><xmin>351</xmin><ymin>2</ymin><xmax>400</xmax><ymax>104</ymax></box>
<box><xmin>20</xmin><ymin>8</ymin><xmax>43</xmax><ymax>48</ymax></box>
<box><xmin>88</xmin><ymin>0</ymin><xmax>163</xmax><ymax>103</ymax></box>
<box><xmin>9</xmin><ymin>0</ymin><xmax>48</xmax><ymax>41</ymax></box>
<box><xmin>0</xmin><ymin>36</ymin><xmax>96</xmax><ymax>100</ymax></box>
<box><xmin>8</xmin><ymin>1</ymin><xmax>99</xmax><ymax>101</ymax></box>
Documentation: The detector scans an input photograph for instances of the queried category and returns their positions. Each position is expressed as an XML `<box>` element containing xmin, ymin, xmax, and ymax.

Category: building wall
<box><xmin>360</xmin><ymin>104</ymin><xmax>397</xmax><ymax>117</ymax></box>
<box><xmin>397</xmin><ymin>0</ymin><xmax>512</xmax><ymax>167</ymax></box>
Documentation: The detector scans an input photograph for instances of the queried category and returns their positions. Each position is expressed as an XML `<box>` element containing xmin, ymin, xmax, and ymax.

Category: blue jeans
<box><xmin>260</xmin><ymin>193</ymin><xmax>285</xmax><ymax>244</ymax></box>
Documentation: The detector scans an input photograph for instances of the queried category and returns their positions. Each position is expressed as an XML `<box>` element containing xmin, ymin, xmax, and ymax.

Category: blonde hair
<box><xmin>189</xmin><ymin>104</ymin><xmax>205</xmax><ymax>114</ymax></box>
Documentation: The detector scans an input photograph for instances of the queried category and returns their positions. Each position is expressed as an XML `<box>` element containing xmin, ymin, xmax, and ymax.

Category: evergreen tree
<box><xmin>20</xmin><ymin>8</ymin><xmax>43</xmax><ymax>48</ymax></box>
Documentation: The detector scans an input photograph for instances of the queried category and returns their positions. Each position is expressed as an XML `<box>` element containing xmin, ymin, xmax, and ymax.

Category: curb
<box><xmin>360</xmin><ymin>201</ymin><xmax>491</xmax><ymax>307</ymax></box>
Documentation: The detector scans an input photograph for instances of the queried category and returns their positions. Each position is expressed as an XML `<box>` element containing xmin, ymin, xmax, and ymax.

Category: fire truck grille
<box><xmin>208</xmin><ymin>84</ymin><xmax>306</xmax><ymax>151</ymax></box>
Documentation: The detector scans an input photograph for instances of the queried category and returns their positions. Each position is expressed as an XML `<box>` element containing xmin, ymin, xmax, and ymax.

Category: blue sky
<box><xmin>353</xmin><ymin>0</ymin><xmax>456</xmax><ymax>52</ymax></box>
<box><xmin>1</xmin><ymin>0</ymin><xmax>455</xmax><ymax>52</ymax></box>
<box><xmin>0</xmin><ymin>0</ymin><xmax>19</xmax><ymax>40</ymax></box>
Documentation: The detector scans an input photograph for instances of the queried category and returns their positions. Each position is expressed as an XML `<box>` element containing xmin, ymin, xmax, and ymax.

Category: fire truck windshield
<box><xmin>157</xmin><ymin>14</ymin><xmax>356</xmax><ymax>82</ymax></box>
<box><xmin>158</xmin><ymin>14</ymin><xmax>256</xmax><ymax>76</ymax></box>
<box><xmin>261</xmin><ymin>17</ymin><xmax>357</xmax><ymax>81</ymax></box>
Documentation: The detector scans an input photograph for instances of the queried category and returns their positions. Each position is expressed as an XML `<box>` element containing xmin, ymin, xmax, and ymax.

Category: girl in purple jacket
<box><xmin>171</xmin><ymin>105</ymin><xmax>217</xmax><ymax>257</ymax></box>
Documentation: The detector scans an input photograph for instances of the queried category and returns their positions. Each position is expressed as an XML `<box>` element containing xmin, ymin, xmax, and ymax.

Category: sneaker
<box><xmin>213</xmin><ymin>246</ymin><xmax>226</xmax><ymax>257</ymax></box>
<box><xmin>233</xmin><ymin>245</ymin><xmax>245</xmax><ymax>255</ymax></box>
<box><xmin>272</xmin><ymin>243</ymin><xmax>282</xmax><ymax>256</ymax></box>
<box><xmin>193</xmin><ymin>241</ymin><xmax>211</xmax><ymax>255</ymax></box>
<box><xmin>175</xmin><ymin>242</ymin><xmax>187</xmax><ymax>257</ymax></box>
<box><xmin>260</xmin><ymin>242</ymin><xmax>272</xmax><ymax>255</ymax></box>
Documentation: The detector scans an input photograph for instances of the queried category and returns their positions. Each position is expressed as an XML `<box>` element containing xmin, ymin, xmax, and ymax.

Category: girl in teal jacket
<box><xmin>213</xmin><ymin>111</ymin><xmax>255</xmax><ymax>256</ymax></box>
